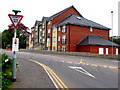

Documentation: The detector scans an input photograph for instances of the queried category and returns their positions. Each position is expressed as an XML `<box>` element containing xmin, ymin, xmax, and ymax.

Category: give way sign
<box><xmin>8</xmin><ymin>14</ymin><xmax>23</xmax><ymax>28</ymax></box>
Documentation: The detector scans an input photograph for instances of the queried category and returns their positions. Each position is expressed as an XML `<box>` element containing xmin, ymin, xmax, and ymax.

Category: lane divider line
<box><xmin>80</xmin><ymin>59</ymin><xmax>118</xmax><ymax>70</ymax></box>
<box><xmin>28</xmin><ymin>59</ymin><xmax>69</xmax><ymax>90</ymax></box>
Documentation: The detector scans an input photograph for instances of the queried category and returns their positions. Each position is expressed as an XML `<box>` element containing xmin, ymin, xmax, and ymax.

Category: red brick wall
<box><xmin>78</xmin><ymin>45</ymin><xmax>119</xmax><ymax>54</ymax></box>
<box><xmin>57</xmin><ymin>25</ymin><xmax>70</xmax><ymax>51</ymax></box>
<box><xmin>90</xmin><ymin>46</ymin><xmax>119</xmax><ymax>54</ymax></box>
<box><xmin>52</xmin><ymin>7</ymin><xmax>81</xmax><ymax>25</ymax></box>
<box><xmin>69</xmin><ymin>25</ymin><xmax>109</xmax><ymax>52</ymax></box>
<box><xmin>78</xmin><ymin>45</ymin><xmax>90</xmax><ymax>52</ymax></box>
<box><xmin>47</xmin><ymin>7</ymin><xmax>81</xmax><ymax>50</ymax></box>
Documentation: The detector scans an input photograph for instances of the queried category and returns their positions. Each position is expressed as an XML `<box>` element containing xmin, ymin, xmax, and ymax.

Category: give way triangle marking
<box><xmin>69</xmin><ymin>66</ymin><xmax>95</xmax><ymax>78</ymax></box>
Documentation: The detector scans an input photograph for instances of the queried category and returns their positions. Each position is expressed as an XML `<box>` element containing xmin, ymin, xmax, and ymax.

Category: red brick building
<box><xmin>36</xmin><ymin>6</ymin><xmax>119</xmax><ymax>55</ymax></box>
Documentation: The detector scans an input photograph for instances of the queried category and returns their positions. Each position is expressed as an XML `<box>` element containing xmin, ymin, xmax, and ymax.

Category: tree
<box><xmin>110</xmin><ymin>37</ymin><xmax>120</xmax><ymax>45</ymax></box>
<box><xmin>2</xmin><ymin>23</ymin><xmax>30</xmax><ymax>49</ymax></box>
<box><xmin>0</xmin><ymin>33</ymin><xmax>2</xmax><ymax>48</ymax></box>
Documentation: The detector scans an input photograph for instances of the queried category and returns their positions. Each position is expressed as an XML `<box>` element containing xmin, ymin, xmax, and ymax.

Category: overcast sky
<box><xmin>0</xmin><ymin>0</ymin><xmax>119</xmax><ymax>36</ymax></box>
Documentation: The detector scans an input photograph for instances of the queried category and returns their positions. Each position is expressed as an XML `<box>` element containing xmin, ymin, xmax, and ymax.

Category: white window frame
<box><xmin>58</xmin><ymin>27</ymin><xmax>61</xmax><ymax>31</ymax></box>
<box><xmin>40</xmin><ymin>29</ymin><xmax>42</xmax><ymax>32</ymax></box>
<box><xmin>42</xmin><ymin>31</ymin><xmax>45</xmax><ymax>37</ymax></box>
<box><xmin>42</xmin><ymin>23</ymin><xmax>45</xmax><ymax>29</ymax></box>
<box><xmin>99</xmin><ymin>48</ymin><xmax>104</xmax><ymax>54</ymax></box>
<box><xmin>47</xmin><ymin>38</ymin><xmax>50</xmax><ymax>42</ymax></box>
<box><xmin>90</xmin><ymin>27</ymin><xmax>93</xmax><ymax>32</ymax></box>
<box><xmin>62</xmin><ymin>46</ymin><xmax>66</xmax><ymax>52</ymax></box>
<box><xmin>58</xmin><ymin>46</ymin><xmax>61</xmax><ymax>51</ymax></box>
<box><xmin>58</xmin><ymin>36</ymin><xmax>60</xmax><ymax>41</ymax></box>
<box><xmin>48</xmin><ymin>29</ymin><xmax>50</xmax><ymax>33</ymax></box>
<box><xmin>53</xmin><ymin>28</ymin><xmax>57</xmax><ymax>32</ymax></box>
<box><xmin>62</xmin><ymin>35</ymin><xmax>66</xmax><ymax>44</ymax></box>
<box><xmin>62</xmin><ymin>26</ymin><xmax>66</xmax><ymax>33</ymax></box>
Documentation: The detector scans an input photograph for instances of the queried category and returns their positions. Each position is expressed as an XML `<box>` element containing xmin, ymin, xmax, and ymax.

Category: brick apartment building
<box><xmin>32</xmin><ymin>5</ymin><xmax>119</xmax><ymax>55</ymax></box>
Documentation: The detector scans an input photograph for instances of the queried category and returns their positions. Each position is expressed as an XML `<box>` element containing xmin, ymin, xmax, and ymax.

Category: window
<box><xmin>62</xmin><ymin>26</ymin><xmax>66</xmax><ymax>33</ymax></box>
<box><xmin>47</xmin><ymin>38</ymin><xmax>50</xmax><ymax>42</ymax></box>
<box><xmin>42</xmin><ymin>23</ymin><xmax>45</xmax><ymax>29</ymax></box>
<box><xmin>99</xmin><ymin>48</ymin><xmax>104</xmax><ymax>54</ymax></box>
<box><xmin>52</xmin><ymin>47</ymin><xmax>56</xmax><ymax>51</ymax></box>
<box><xmin>90</xmin><ymin>27</ymin><xmax>93</xmax><ymax>32</ymax></box>
<box><xmin>62</xmin><ymin>35</ymin><xmax>66</xmax><ymax>44</ymax></box>
<box><xmin>48</xmin><ymin>21</ymin><xmax>51</xmax><ymax>25</ymax></box>
<box><xmin>53</xmin><ymin>37</ymin><xmax>56</xmax><ymax>41</ymax></box>
<box><xmin>35</xmin><ymin>26</ymin><xmax>38</xmax><ymax>31</ymax></box>
<box><xmin>62</xmin><ymin>46</ymin><xmax>66</xmax><ymax>52</ymax></box>
<box><xmin>76</xmin><ymin>16</ymin><xmax>81</xmax><ymax>20</ymax></box>
<box><xmin>42</xmin><ymin>31</ymin><xmax>45</xmax><ymax>37</ymax></box>
<box><xmin>58</xmin><ymin>36</ymin><xmax>60</xmax><ymax>41</ymax></box>
<box><xmin>40</xmin><ymin>29</ymin><xmax>42</xmax><ymax>32</ymax></box>
<box><xmin>47</xmin><ymin>47</ymin><xmax>50</xmax><ymax>51</ymax></box>
<box><xmin>42</xmin><ymin>39</ymin><xmax>45</xmax><ymax>44</ymax></box>
<box><xmin>48</xmin><ymin>29</ymin><xmax>50</xmax><ymax>33</ymax></box>
<box><xmin>58</xmin><ymin>46</ymin><xmax>61</xmax><ymax>51</ymax></box>
<box><xmin>53</xmin><ymin>28</ymin><xmax>57</xmax><ymax>32</ymax></box>
<box><xmin>58</xmin><ymin>27</ymin><xmax>61</xmax><ymax>31</ymax></box>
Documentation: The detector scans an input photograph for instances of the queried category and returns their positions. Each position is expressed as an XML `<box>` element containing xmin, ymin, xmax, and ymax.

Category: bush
<box><xmin>1</xmin><ymin>54</ymin><xmax>13</xmax><ymax>90</ymax></box>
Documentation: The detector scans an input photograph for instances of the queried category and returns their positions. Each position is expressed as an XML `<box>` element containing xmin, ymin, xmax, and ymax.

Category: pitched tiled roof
<box><xmin>77</xmin><ymin>34</ymin><xmax>120</xmax><ymax>46</ymax></box>
<box><xmin>43</xmin><ymin>5</ymin><xmax>83</xmax><ymax>22</ymax></box>
<box><xmin>55</xmin><ymin>14</ymin><xmax>110</xmax><ymax>30</ymax></box>
<box><xmin>35</xmin><ymin>20</ymin><xmax>42</xmax><ymax>25</ymax></box>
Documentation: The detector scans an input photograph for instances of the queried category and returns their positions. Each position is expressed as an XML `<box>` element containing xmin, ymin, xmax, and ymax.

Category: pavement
<box><xmin>10</xmin><ymin>58</ymin><xmax>55</xmax><ymax>88</ymax></box>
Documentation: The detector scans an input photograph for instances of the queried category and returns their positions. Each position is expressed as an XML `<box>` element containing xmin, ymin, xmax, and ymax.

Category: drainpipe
<box><xmin>69</xmin><ymin>25</ymin><xmax>70</xmax><ymax>52</ymax></box>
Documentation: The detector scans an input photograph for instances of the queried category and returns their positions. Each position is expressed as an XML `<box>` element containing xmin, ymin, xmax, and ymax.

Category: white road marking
<box><xmin>43</xmin><ymin>66</ymin><xmax>59</xmax><ymax>89</ymax></box>
<box><xmin>69</xmin><ymin>66</ymin><xmax>95</xmax><ymax>78</ymax></box>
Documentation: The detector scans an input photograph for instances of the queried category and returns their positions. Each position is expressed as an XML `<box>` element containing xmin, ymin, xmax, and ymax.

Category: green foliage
<box><xmin>19</xmin><ymin>34</ymin><xmax>26</xmax><ymax>49</ymax></box>
<box><xmin>0</xmin><ymin>33</ymin><xmax>2</xmax><ymax>49</ymax></box>
<box><xmin>2</xmin><ymin>29</ymin><xmax>27</xmax><ymax>49</ymax></box>
<box><xmin>110</xmin><ymin>38</ymin><xmax>120</xmax><ymax>45</ymax></box>
<box><xmin>1</xmin><ymin>54</ymin><xmax>13</xmax><ymax>90</ymax></box>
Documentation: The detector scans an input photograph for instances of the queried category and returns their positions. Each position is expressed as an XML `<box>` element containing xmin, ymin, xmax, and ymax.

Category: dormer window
<box><xmin>76</xmin><ymin>16</ymin><xmax>81</xmax><ymax>20</ymax></box>
<box><xmin>90</xmin><ymin>27</ymin><xmax>93</xmax><ymax>32</ymax></box>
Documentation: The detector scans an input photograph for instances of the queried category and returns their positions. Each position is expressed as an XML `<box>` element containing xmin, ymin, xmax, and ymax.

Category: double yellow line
<box><xmin>29</xmin><ymin>59</ymin><xmax>69</xmax><ymax>90</ymax></box>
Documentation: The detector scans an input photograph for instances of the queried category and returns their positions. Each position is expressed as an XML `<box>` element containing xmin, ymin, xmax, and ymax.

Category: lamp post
<box><xmin>111</xmin><ymin>11</ymin><xmax>113</xmax><ymax>56</ymax></box>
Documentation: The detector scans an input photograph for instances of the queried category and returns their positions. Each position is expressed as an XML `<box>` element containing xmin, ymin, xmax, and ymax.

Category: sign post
<box><xmin>8</xmin><ymin>10</ymin><xmax>23</xmax><ymax>81</ymax></box>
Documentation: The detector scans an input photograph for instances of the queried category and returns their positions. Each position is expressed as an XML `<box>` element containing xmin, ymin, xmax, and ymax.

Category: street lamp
<box><xmin>111</xmin><ymin>11</ymin><xmax>113</xmax><ymax>56</ymax></box>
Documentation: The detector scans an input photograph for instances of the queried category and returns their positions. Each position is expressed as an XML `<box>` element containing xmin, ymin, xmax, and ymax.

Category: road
<box><xmin>1</xmin><ymin>50</ymin><xmax>119</xmax><ymax>89</ymax></box>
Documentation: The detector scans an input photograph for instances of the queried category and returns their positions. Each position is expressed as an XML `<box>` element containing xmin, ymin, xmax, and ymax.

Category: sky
<box><xmin>0</xmin><ymin>0</ymin><xmax>119</xmax><ymax>36</ymax></box>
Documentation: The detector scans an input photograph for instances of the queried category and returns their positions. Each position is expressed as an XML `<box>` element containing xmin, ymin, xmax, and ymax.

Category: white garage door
<box><xmin>106</xmin><ymin>48</ymin><xmax>108</xmax><ymax>55</ymax></box>
<box><xmin>116</xmin><ymin>48</ymin><xmax>118</xmax><ymax>55</ymax></box>
<box><xmin>99</xmin><ymin>48</ymin><xmax>104</xmax><ymax>54</ymax></box>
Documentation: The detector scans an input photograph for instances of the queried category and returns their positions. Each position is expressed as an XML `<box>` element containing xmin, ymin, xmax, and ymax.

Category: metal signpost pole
<box><xmin>13</xmin><ymin>28</ymin><xmax>17</xmax><ymax>81</ymax></box>
<box><xmin>8</xmin><ymin>10</ymin><xmax>23</xmax><ymax>81</ymax></box>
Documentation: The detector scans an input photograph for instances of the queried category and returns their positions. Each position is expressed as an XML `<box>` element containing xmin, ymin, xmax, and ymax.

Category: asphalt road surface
<box><xmin>1</xmin><ymin>50</ymin><xmax>119</xmax><ymax>89</ymax></box>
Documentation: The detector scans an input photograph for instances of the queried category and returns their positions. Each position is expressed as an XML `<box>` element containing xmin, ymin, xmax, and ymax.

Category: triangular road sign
<box><xmin>8</xmin><ymin>14</ymin><xmax>23</xmax><ymax>28</ymax></box>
